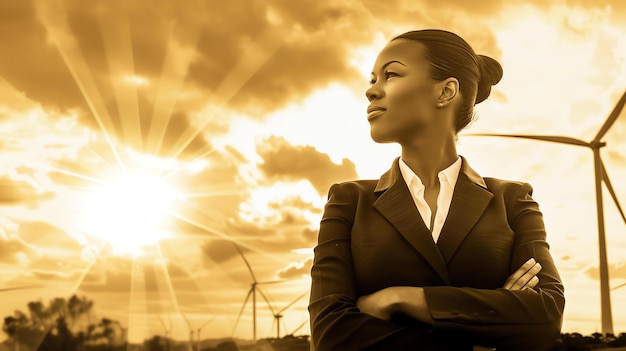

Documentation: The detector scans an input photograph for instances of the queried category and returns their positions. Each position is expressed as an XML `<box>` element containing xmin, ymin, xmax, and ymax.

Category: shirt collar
<box><xmin>399</xmin><ymin>156</ymin><xmax>462</xmax><ymax>190</ymax></box>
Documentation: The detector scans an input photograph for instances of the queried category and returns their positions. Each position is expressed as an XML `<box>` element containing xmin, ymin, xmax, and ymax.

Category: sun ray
<box><xmin>98</xmin><ymin>1</ymin><xmax>143</xmax><ymax>152</ymax></box>
<box><xmin>160</xmin><ymin>146</ymin><xmax>217</xmax><ymax>180</ymax></box>
<box><xmin>144</xmin><ymin>21</ymin><xmax>203</xmax><ymax>157</ymax></box>
<box><xmin>154</xmin><ymin>242</ymin><xmax>184</xmax><ymax>318</ymax></box>
<box><xmin>86</xmin><ymin>146</ymin><xmax>121</xmax><ymax>172</ymax></box>
<box><xmin>48</xmin><ymin>167</ymin><xmax>109</xmax><ymax>185</ymax></box>
<box><xmin>35</xmin><ymin>0</ymin><xmax>128</xmax><ymax>174</ymax></box>
<box><xmin>182</xmin><ymin>190</ymin><xmax>248</xmax><ymax>198</ymax></box>
<box><xmin>167</xmin><ymin>28</ymin><xmax>284</xmax><ymax>161</ymax></box>
<box><xmin>127</xmin><ymin>257</ymin><xmax>149</xmax><ymax>343</ymax></box>
<box><xmin>167</xmin><ymin>211</ymin><xmax>287</xmax><ymax>264</ymax></box>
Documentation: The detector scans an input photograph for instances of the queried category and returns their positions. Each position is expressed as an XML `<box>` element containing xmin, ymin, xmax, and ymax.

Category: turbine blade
<box><xmin>0</xmin><ymin>285</ymin><xmax>42</xmax><ymax>292</ymax></box>
<box><xmin>593</xmin><ymin>90</ymin><xmax>626</xmax><ymax>143</ymax></box>
<box><xmin>255</xmin><ymin>286</ymin><xmax>276</xmax><ymax>315</ymax></box>
<box><xmin>466</xmin><ymin>133</ymin><xmax>590</xmax><ymax>147</ymax></box>
<box><xmin>280</xmin><ymin>317</ymin><xmax>289</xmax><ymax>339</ymax></box>
<box><xmin>233</xmin><ymin>243</ymin><xmax>257</xmax><ymax>283</ymax></box>
<box><xmin>199</xmin><ymin>318</ymin><xmax>214</xmax><ymax>330</ymax></box>
<box><xmin>158</xmin><ymin>315</ymin><xmax>168</xmax><ymax>331</ymax></box>
<box><xmin>278</xmin><ymin>291</ymin><xmax>309</xmax><ymax>314</ymax></box>
<box><xmin>612</xmin><ymin>282</ymin><xmax>626</xmax><ymax>291</ymax></box>
<box><xmin>601</xmin><ymin>160</ymin><xmax>626</xmax><ymax>225</ymax></box>
<box><xmin>272</xmin><ymin>315</ymin><xmax>277</xmax><ymax>335</ymax></box>
<box><xmin>231</xmin><ymin>288</ymin><xmax>253</xmax><ymax>336</ymax></box>
<box><xmin>290</xmin><ymin>318</ymin><xmax>309</xmax><ymax>335</ymax></box>
<box><xmin>181</xmin><ymin>313</ymin><xmax>192</xmax><ymax>329</ymax></box>
<box><xmin>257</xmin><ymin>279</ymin><xmax>290</xmax><ymax>285</ymax></box>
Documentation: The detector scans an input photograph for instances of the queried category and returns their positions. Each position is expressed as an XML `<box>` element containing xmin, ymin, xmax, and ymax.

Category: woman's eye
<box><xmin>385</xmin><ymin>71</ymin><xmax>398</xmax><ymax>79</ymax></box>
<box><xmin>369</xmin><ymin>78</ymin><xmax>376</xmax><ymax>85</ymax></box>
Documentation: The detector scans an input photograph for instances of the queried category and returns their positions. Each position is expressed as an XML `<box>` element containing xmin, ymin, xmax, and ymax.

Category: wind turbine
<box><xmin>271</xmin><ymin>291</ymin><xmax>309</xmax><ymax>339</ymax></box>
<box><xmin>231</xmin><ymin>243</ymin><xmax>286</xmax><ymax>340</ymax></box>
<box><xmin>195</xmin><ymin>318</ymin><xmax>214</xmax><ymax>351</ymax></box>
<box><xmin>181</xmin><ymin>313</ymin><xmax>194</xmax><ymax>351</ymax></box>
<box><xmin>468</xmin><ymin>90</ymin><xmax>626</xmax><ymax>334</ymax></box>
<box><xmin>158</xmin><ymin>314</ymin><xmax>172</xmax><ymax>351</ymax></box>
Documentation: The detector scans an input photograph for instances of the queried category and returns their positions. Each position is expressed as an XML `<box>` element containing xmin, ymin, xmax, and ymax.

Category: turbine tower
<box><xmin>468</xmin><ymin>90</ymin><xmax>626</xmax><ymax>334</ymax></box>
<box><xmin>232</xmin><ymin>243</ymin><xmax>285</xmax><ymax>340</ymax></box>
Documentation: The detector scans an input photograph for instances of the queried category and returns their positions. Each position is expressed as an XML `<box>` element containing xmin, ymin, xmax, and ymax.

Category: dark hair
<box><xmin>392</xmin><ymin>29</ymin><xmax>503</xmax><ymax>132</ymax></box>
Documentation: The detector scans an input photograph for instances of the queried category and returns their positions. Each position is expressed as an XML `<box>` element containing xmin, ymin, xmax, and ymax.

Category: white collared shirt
<box><xmin>398</xmin><ymin>157</ymin><xmax>462</xmax><ymax>243</ymax></box>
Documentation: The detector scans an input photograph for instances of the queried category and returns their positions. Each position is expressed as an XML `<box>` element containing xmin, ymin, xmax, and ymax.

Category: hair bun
<box><xmin>476</xmin><ymin>54</ymin><xmax>503</xmax><ymax>104</ymax></box>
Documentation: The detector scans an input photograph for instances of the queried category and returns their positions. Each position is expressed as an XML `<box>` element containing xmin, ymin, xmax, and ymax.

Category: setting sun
<box><xmin>76</xmin><ymin>170</ymin><xmax>186</xmax><ymax>256</ymax></box>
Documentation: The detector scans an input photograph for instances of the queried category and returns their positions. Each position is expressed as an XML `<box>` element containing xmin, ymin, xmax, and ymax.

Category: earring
<box><xmin>437</xmin><ymin>102</ymin><xmax>444</xmax><ymax>107</ymax></box>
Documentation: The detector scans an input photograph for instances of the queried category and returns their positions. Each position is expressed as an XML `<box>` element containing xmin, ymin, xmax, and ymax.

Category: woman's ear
<box><xmin>435</xmin><ymin>78</ymin><xmax>459</xmax><ymax>108</ymax></box>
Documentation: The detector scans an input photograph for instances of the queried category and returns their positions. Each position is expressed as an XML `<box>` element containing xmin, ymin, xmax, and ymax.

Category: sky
<box><xmin>1</xmin><ymin>0</ymin><xmax>626</xmax><ymax>345</ymax></box>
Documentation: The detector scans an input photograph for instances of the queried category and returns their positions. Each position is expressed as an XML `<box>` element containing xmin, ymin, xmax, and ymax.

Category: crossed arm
<box><xmin>356</xmin><ymin>258</ymin><xmax>543</xmax><ymax>350</ymax></box>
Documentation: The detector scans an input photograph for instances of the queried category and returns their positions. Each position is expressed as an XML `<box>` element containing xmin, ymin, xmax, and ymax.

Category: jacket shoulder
<box><xmin>326</xmin><ymin>179</ymin><xmax>378</xmax><ymax>196</ymax></box>
<box><xmin>483</xmin><ymin>177</ymin><xmax>533</xmax><ymax>195</ymax></box>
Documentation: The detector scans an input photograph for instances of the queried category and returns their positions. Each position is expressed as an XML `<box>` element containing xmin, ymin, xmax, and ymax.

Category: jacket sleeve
<box><xmin>308</xmin><ymin>183</ymin><xmax>472</xmax><ymax>351</ymax></box>
<box><xmin>423</xmin><ymin>182</ymin><xmax>565</xmax><ymax>351</ymax></box>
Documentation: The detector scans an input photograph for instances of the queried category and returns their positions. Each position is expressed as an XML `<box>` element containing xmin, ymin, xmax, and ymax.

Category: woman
<box><xmin>308</xmin><ymin>29</ymin><xmax>565</xmax><ymax>351</ymax></box>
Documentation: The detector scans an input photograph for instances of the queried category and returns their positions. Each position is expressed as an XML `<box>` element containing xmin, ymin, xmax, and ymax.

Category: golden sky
<box><xmin>1</xmin><ymin>0</ymin><xmax>626</xmax><ymax>344</ymax></box>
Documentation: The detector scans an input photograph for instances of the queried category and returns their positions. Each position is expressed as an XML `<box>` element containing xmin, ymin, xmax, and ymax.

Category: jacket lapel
<box><xmin>373</xmin><ymin>158</ymin><xmax>450</xmax><ymax>285</ymax></box>
<box><xmin>436</xmin><ymin>157</ymin><xmax>494</xmax><ymax>264</ymax></box>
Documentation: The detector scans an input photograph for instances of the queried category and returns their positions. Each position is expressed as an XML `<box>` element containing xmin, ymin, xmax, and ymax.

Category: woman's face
<box><xmin>366</xmin><ymin>39</ymin><xmax>441</xmax><ymax>144</ymax></box>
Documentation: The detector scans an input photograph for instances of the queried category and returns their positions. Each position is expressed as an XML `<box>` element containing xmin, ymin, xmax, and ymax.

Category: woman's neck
<box><xmin>400</xmin><ymin>135</ymin><xmax>458</xmax><ymax>187</ymax></box>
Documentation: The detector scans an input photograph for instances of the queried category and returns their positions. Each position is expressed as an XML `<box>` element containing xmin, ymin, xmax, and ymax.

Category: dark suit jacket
<box><xmin>308</xmin><ymin>157</ymin><xmax>565</xmax><ymax>351</ymax></box>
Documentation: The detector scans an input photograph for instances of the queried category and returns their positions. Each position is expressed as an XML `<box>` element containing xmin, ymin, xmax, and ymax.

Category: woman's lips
<box><xmin>367</xmin><ymin>109</ymin><xmax>385</xmax><ymax>120</ymax></box>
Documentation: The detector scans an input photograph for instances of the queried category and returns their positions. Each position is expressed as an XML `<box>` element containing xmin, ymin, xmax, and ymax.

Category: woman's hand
<box><xmin>356</xmin><ymin>286</ymin><xmax>433</xmax><ymax>323</ymax></box>
<box><xmin>472</xmin><ymin>258</ymin><xmax>542</xmax><ymax>351</ymax></box>
<box><xmin>503</xmin><ymin>258</ymin><xmax>542</xmax><ymax>290</ymax></box>
<box><xmin>356</xmin><ymin>287</ymin><xmax>396</xmax><ymax>320</ymax></box>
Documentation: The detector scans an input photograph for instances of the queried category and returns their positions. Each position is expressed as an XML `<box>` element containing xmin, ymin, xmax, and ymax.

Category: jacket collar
<box><xmin>372</xmin><ymin>156</ymin><xmax>494</xmax><ymax>283</ymax></box>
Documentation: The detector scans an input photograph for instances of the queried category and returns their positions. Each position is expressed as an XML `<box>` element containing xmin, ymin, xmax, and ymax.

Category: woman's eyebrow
<box><xmin>372</xmin><ymin>60</ymin><xmax>406</xmax><ymax>75</ymax></box>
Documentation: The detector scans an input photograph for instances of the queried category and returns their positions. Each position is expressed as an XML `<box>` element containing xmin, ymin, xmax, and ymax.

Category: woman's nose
<box><xmin>365</xmin><ymin>84</ymin><xmax>382</xmax><ymax>102</ymax></box>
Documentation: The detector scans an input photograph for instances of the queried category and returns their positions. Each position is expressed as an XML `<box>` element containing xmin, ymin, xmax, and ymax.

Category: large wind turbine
<box><xmin>468</xmin><ymin>90</ymin><xmax>626</xmax><ymax>334</ymax></box>
<box><xmin>271</xmin><ymin>291</ymin><xmax>309</xmax><ymax>339</ymax></box>
<box><xmin>232</xmin><ymin>243</ymin><xmax>285</xmax><ymax>340</ymax></box>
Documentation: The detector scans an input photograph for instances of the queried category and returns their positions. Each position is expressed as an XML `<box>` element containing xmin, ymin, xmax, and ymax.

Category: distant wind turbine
<box><xmin>195</xmin><ymin>318</ymin><xmax>214</xmax><ymax>351</ymax></box>
<box><xmin>181</xmin><ymin>313</ymin><xmax>194</xmax><ymax>351</ymax></box>
<box><xmin>232</xmin><ymin>243</ymin><xmax>287</xmax><ymax>340</ymax></box>
<box><xmin>271</xmin><ymin>291</ymin><xmax>309</xmax><ymax>339</ymax></box>
<box><xmin>468</xmin><ymin>90</ymin><xmax>626</xmax><ymax>334</ymax></box>
<box><xmin>158</xmin><ymin>314</ymin><xmax>172</xmax><ymax>351</ymax></box>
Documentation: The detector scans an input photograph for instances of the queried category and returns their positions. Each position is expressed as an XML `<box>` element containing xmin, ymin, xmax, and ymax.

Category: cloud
<box><xmin>276</xmin><ymin>259</ymin><xmax>313</xmax><ymax>279</ymax></box>
<box><xmin>0</xmin><ymin>1</ymin><xmax>83</xmax><ymax>112</ymax></box>
<box><xmin>0</xmin><ymin>175</ymin><xmax>55</xmax><ymax>206</ymax></box>
<box><xmin>257</xmin><ymin>136</ymin><xmax>357</xmax><ymax>194</ymax></box>
<box><xmin>584</xmin><ymin>261</ymin><xmax>626</xmax><ymax>280</ymax></box>
<box><xmin>201</xmin><ymin>240</ymin><xmax>247</xmax><ymax>265</ymax></box>
<box><xmin>0</xmin><ymin>0</ymin><xmax>213</xmax><ymax>159</ymax></box>
<box><xmin>0</xmin><ymin>218</ymin><xmax>32</xmax><ymax>265</ymax></box>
